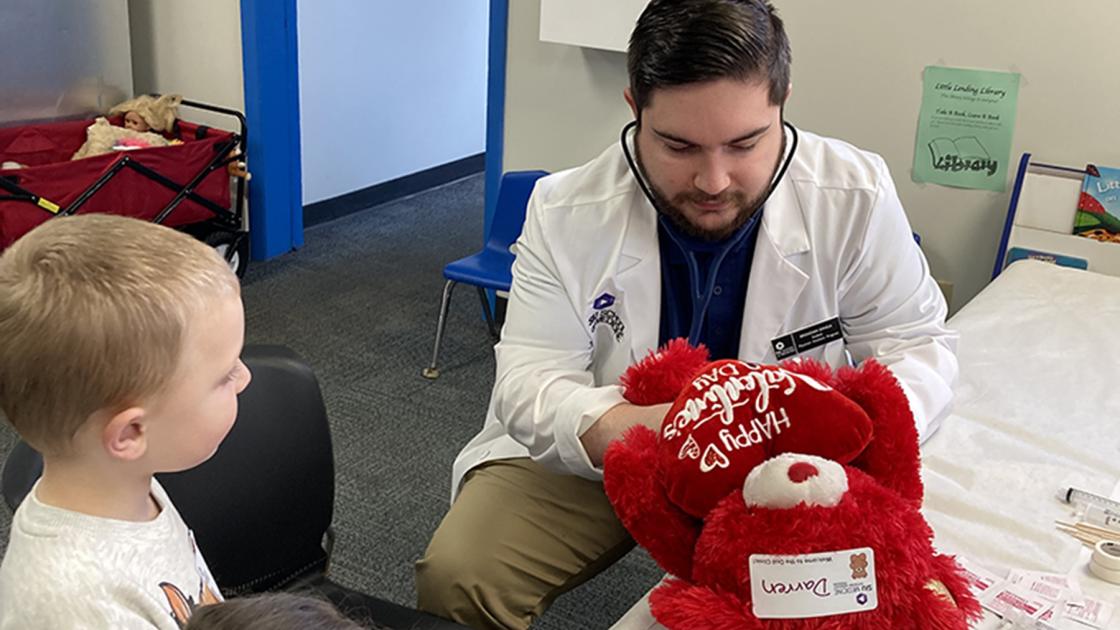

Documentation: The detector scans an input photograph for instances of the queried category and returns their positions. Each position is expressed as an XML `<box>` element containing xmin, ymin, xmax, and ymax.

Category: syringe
<box><xmin>1058</xmin><ymin>487</ymin><xmax>1120</xmax><ymax>513</ymax></box>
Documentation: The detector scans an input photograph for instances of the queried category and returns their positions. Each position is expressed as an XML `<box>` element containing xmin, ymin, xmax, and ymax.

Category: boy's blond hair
<box><xmin>0</xmin><ymin>214</ymin><xmax>240</xmax><ymax>455</ymax></box>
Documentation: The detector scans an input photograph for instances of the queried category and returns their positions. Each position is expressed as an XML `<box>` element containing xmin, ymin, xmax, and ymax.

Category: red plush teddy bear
<box><xmin>603</xmin><ymin>339</ymin><xmax>980</xmax><ymax>629</ymax></box>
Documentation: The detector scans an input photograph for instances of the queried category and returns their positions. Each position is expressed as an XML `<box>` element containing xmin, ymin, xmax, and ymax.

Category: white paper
<box><xmin>749</xmin><ymin>547</ymin><xmax>877</xmax><ymax>619</ymax></box>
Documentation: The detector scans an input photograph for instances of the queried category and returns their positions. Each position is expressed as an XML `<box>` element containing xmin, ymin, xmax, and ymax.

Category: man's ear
<box><xmin>623</xmin><ymin>87</ymin><xmax>639</xmax><ymax>121</ymax></box>
<box><xmin>101</xmin><ymin>406</ymin><xmax>148</xmax><ymax>461</ymax></box>
<box><xmin>784</xmin><ymin>81</ymin><xmax>793</xmax><ymax>105</ymax></box>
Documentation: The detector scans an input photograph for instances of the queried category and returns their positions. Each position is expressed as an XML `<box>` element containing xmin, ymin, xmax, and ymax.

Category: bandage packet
<box><xmin>1058</xmin><ymin>596</ymin><xmax>1114</xmax><ymax>630</ymax></box>
<box><xmin>1005</xmin><ymin>569</ymin><xmax>1084</xmax><ymax>606</ymax></box>
<box><xmin>956</xmin><ymin>556</ymin><xmax>1003</xmax><ymax>597</ymax></box>
<box><xmin>979</xmin><ymin>582</ymin><xmax>1052</xmax><ymax>621</ymax></box>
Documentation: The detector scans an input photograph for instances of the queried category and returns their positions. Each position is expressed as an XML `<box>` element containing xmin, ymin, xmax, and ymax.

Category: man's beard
<box><xmin>634</xmin><ymin>134</ymin><xmax>784</xmax><ymax>242</ymax></box>
<box><xmin>650</xmin><ymin>182</ymin><xmax>767</xmax><ymax>242</ymax></box>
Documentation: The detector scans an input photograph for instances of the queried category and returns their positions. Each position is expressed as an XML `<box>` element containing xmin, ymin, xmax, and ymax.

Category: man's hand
<box><xmin>580</xmin><ymin>401</ymin><xmax>671</xmax><ymax>467</ymax></box>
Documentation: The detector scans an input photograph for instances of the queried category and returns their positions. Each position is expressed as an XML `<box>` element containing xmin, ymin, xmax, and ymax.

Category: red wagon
<box><xmin>0</xmin><ymin>99</ymin><xmax>250</xmax><ymax>275</ymax></box>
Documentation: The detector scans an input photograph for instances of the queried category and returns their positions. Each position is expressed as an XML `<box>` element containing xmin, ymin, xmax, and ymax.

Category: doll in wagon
<box><xmin>70</xmin><ymin>93</ymin><xmax>183</xmax><ymax>160</ymax></box>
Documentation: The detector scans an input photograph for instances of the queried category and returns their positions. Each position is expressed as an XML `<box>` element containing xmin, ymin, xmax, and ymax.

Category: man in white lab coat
<box><xmin>416</xmin><ymin>1</ymin><xmax>957</xmax><ymax>628</ymax></box>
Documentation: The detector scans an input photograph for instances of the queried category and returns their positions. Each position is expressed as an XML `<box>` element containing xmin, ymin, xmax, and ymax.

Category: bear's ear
<box><xmin>779</xmin><ymin>357</ymin><xmax>840</xmax><ymax>389</ymax></box>
<box><xmin>833</xmin><ymin>359</ymin><xmax>924</xmax><ymax>503</ymax></box>
<box><xmin>621</xmin><ymin>338</ymin><xmax>711</xmax><ymax>406</ymax></box>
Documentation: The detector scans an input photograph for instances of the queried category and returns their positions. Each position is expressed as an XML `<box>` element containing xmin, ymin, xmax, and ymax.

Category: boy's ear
<box><xmin>101</xmin><ymin>406</ymin><xmax>148</xmax><ymax>461</ymax></box>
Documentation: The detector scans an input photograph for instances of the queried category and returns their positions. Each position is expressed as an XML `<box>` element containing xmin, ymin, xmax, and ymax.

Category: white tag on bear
<box><xmin>749</xmin><ymin>547</ymin><xmax>878</xmax><ymax>619</ymax></box>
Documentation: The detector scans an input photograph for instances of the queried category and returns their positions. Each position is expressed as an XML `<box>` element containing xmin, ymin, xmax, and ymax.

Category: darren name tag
<box><xmin>771</xmin><ymin>317</ymin><xmax>843</xmax><ymax>360</ymax></box>
<box><xmin>749</xmin><ymin>547</ymin><xmax>878</xmax><ymax>619</ymax></box>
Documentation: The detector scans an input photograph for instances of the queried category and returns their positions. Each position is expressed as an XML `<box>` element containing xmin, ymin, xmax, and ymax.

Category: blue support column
<box><xmin>483</xmin><ymin>0</ymin><xmax>508</xmax><ymax>239</ymax></box>
<box><xmin>481</xmin><ymin>0</ymin><xmax>509</xmax><ymax>313</ymax></box>
<box><xmin>240</xmin><ymin>0</ymin><xmax>304</xmax><ymax>259</ymax></box>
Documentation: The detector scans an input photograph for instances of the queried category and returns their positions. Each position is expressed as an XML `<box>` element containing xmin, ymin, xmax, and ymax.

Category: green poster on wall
<box><xmin>912</xmin><ymin>66</ymin><xmax>1020</xmax><ymax>192</ymax></box>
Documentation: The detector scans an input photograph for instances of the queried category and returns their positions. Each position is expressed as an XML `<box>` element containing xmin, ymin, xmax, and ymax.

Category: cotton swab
<box><xmin>1055</xmin><ymin>520</ymin><xmax>1120</xmax><ymax>547</ymax></box>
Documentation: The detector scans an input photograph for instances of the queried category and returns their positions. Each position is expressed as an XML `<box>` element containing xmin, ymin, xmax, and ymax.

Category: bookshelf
<box><xmin>993</xmin><ymin>153</ymin><xmax>1120</xmax><ymax>279</ymax></box>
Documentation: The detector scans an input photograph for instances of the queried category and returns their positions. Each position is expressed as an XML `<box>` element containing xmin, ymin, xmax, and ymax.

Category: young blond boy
<box><xmin>0</xmin><ymin>214</ymin><xmax>251</xmax><ymax>629</ymax></box>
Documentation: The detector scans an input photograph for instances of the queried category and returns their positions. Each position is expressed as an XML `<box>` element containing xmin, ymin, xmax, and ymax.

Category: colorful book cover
<box><xmin>1073</xmin><ymin>164</ymin><xmax>1120</xmax><ymax>243</ymax></box>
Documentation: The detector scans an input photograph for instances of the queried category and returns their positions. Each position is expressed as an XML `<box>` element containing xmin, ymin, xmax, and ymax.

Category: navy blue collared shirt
<box><xmin>657</xmin><ymin>209</ymin><xmax>764</xmax><ymax>359</ymax></box>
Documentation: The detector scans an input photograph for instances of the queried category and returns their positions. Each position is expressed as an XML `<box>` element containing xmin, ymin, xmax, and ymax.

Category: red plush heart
<box><xmin>657</xmin><ymin>359</ymin><xmax>872</xmax><ymax>518</ymax></box>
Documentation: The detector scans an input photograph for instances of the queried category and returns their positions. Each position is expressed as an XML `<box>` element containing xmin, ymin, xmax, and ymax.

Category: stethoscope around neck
<box><xmin>618</xmin><ymin>118</ymin><xmax>799</xmax><ymax>345</ymax></box>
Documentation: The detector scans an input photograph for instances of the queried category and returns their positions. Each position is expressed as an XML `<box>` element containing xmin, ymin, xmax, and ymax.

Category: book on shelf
<box><xmin>1004</xmin><ymin>247</ymin><xmax>1088</xmax><ymax>271</ymax></box>
<box><xmin>1073</xmin><ymin>164</ymin><xmax>1120</xmax><ymax>244</ymax></box>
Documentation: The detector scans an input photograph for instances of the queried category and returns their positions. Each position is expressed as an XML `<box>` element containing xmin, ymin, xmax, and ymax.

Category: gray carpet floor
<box><xmin>0</xmin><ymin>172</ymin><xmax>662</xmax><ymax>629</ymax></box>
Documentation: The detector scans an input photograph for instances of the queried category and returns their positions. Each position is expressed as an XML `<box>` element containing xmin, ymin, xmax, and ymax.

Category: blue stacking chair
<box><xmin>422</xmin><ymin>170</ymin><xmax>548</xmax><ymax>379</ymax></box>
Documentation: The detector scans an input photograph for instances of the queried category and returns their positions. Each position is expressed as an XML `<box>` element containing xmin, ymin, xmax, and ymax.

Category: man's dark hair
<box><xmin>627</xmin><ymin>0</ymin><xmax>791</xmax><ymax>113</ymax></box>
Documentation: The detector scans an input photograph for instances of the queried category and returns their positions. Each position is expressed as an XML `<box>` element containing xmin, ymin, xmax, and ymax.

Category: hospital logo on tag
<box><xmin>593</xmin><ymin>293</ymin><xmax>615</xmax><ymax>310</ymax></box>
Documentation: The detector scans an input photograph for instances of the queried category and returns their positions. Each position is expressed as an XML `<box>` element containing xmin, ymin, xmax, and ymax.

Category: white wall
<box><xmin>297</xmin><ymin>0</ymin><xmax>488</xmax><ymax>205</ymax></box>
<box><xmin>128</xmin><ymin>0</ymin><xmax>245</xmax><ymax>130</ymax></box>
<box><xmin>504</xmin><ymin>0</ymin><xmax>631</xmax><ymax>175</ymax></box>
<box><xmin>502</xmin><ymin>0</ymin><xmax>1120</xmax><ymax>312</ymax></box>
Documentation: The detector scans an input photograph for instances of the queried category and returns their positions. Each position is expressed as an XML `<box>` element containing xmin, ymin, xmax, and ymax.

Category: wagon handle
<box><xmin>0</xmin><ymin>176</ymin><xmax>62</xmax><ymax>215</ymax></box>
<box><xmin>176</xmin><ymin>98</ymin><xmax>248</xmax><ymax>157</ymax></box>
<box><xmin>171</xmin><ymin>97</ymin><xmax>250</xmax><ymax>224</ymax></box>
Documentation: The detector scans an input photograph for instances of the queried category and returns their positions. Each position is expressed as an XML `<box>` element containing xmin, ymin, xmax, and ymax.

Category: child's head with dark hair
<box><xmin>185</xmin><ymin>593</ymin><xmax>383</xmax><ymax>630</ymax></box>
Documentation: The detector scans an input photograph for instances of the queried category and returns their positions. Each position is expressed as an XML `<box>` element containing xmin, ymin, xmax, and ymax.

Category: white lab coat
<box><xmin>450</xmin><ymin>127</ymin><xmax>957</xmax><ymax>498</ymax></box>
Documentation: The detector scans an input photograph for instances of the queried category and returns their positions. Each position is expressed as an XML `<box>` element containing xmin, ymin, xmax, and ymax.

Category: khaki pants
<box><xmin>415</xmin><ymin>458</ymin><xmax>634</xmax><ymax>630</ymax></box>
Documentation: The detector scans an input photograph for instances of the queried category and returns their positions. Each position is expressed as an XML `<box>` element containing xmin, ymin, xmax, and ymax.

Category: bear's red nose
<box><xmin>787</xmin><ymin>461</ymin><xmax>820</xmax><ymax>483</ymax></box>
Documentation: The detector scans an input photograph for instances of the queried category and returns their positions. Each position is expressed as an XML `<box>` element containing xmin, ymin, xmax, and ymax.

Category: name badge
<box><xmin>749</xmin><ymin>547</ymin><xmax>878</xmax><ymax>619</ymax></box>
<box><xmin>771</xmin><ymin>317</ymin><xmax>843</xmax><ymax>360</ymax></box>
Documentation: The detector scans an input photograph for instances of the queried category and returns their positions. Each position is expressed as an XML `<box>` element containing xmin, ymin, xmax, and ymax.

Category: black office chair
<box><xmin>0</xmin><ymin>441</ymin><xmax>39</xmax><ymax>512</ymax></box>
<box><xmin>1</xmin><ymin>345</ymin><xmax>464</xmax><ymax>630</ymax></box>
